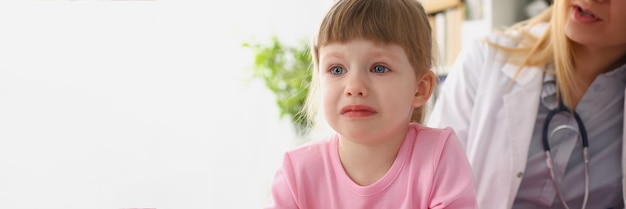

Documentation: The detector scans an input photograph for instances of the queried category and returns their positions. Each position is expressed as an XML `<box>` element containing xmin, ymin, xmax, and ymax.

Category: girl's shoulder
<box><xmin>409</xmin><ymin>122</ymin><xmax>455</xmax><ymax>142</ymax></box>
<box><xmin>409</xmin><ymin>123</ymin><xmax>462</xmax><ymax>159</ymax></box>
<box><xmin>282</xmin><ymin>135</ymin><xmax>335</xmax><ymax>168</ymax></box>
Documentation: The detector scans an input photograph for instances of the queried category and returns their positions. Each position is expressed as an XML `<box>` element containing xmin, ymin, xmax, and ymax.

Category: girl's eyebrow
<box><xmin>322</xmin><ymin>53</ymin><xmax>344</xmax><ymax>60</ymax></box>
<box><xmin>369</xmin><ymin>52</ymin><xmax>400</xmax><ymax>62</ymax></box>
<box><xmin>318</xmin><ymin>50</ymin><xmax>345</xmax><ymax>60</ymax></box>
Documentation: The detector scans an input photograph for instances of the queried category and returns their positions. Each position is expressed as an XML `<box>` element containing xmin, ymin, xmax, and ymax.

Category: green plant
<box><xmin>242</xmin><ymin>36</ymin><xmax>313</xmax><ymax>136</ymax></box>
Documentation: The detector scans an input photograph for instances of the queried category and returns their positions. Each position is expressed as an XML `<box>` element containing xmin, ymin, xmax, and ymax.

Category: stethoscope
<box><xmin>540</xmin><ymin>80</ymin><xmax>590</xmax><ymax>209</ymax></box>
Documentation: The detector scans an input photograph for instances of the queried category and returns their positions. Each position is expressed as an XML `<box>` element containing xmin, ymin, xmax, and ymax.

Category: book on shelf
<box><xmin>421</xmin><ymin>0</ymin><xmax>464</xmax><ymax>76</ymax></box>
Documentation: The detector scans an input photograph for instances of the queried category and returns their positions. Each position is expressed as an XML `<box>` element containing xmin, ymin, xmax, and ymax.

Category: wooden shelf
<box><xmin>420</xmin><ymin>0</ymin><xmax>465</xmax><ymax>74</ymax></box>
<box><xmin>420</xmin><ymin>0</ymin><xmax>463</xmax><ymax>15</ymax></box>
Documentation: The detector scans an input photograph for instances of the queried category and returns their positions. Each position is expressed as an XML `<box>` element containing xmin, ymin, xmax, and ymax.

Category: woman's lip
<box><xmin>572</xmin><ymin>4</ymin><xmax>602</xmax><ymax>21</ymax></box>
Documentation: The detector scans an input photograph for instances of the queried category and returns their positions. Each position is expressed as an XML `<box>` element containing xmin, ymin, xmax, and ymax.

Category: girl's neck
<box><xmin>337</xmin><ymin>129</ymin><xmax>407</xmax><ymax>186</ymax></box>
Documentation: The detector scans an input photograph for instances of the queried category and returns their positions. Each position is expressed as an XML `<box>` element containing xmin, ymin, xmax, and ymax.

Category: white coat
<box><xmin>427</xmin><ymin>23</ymin><xmax>626</xmax><ymax>209</ymax></box>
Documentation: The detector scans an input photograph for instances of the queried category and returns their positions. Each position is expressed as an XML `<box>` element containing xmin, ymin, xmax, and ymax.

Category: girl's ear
<box><xmin>413</xmin><ymin>70</ymin><xmax>436</xmax><ymax>107</ymax></box>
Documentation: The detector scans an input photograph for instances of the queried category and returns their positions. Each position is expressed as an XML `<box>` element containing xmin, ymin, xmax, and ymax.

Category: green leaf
<box><xmin>242</xmin><ymin>35</ymin><xmax>313</xmax><ymax>136</ymax></box>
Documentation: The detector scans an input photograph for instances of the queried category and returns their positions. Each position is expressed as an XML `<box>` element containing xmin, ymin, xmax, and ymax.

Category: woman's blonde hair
<box><xmin>489</xmin><ymin>1</ymin><xmax>578</xmax><ymax>107</ymax></box>
<box><xmin>304</xmin><ymin>0</ymin><xmax>435</xmax><ymax>126</ymax></box>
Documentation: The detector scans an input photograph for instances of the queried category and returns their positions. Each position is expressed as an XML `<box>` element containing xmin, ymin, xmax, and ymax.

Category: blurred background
<box><xmin>0</xmin><ymin>0</ymin><xmax>548</xmax><ymax>208</ymax></box>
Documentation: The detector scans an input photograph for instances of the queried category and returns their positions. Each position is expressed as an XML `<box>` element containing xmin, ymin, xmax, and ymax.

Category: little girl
<box><xmin>265</xmin><ymin>0</ymin><xmax>477</xmax><ymax>208</ymax></box>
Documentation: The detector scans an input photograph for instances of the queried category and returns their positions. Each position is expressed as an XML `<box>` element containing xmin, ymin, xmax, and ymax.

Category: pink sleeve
<box><xmin>429</xmin><ymin>130</ymin><xmax>478</xmax><ymax>209</ymax></box>
<box><xmin>264</xmin><ymin>153</ymin><xmax>299</xmax><ymax>209</ymax></box>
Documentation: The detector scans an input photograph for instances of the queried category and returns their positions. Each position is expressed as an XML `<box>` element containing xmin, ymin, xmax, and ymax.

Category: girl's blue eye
<box><xmin>331</xmin><ymin>66</ymin><xmax>345</xmax><ymax>75</ymax></box>
<box><xmin>372</xmin><ymin>65</ymin><xmax>389</xmax><ymax>73</ymax></box>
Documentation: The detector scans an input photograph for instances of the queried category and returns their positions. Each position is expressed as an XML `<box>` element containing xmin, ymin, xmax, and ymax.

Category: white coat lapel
<box><xmin>501</xmin><ymin>63</ymin><xmax>543</xmax><ymax>207</ymax></box>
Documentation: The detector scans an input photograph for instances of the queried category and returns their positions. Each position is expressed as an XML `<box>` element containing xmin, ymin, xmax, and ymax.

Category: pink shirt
<box><xmin>265</xmin><ymin>123</ymin><xmax>477</xmax><ymax>209</ymax></box>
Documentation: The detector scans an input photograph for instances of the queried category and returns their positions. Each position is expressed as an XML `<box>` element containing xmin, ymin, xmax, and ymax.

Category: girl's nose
<box><xmin>345</xmin><ymin>88</ymin><xmax>366</xmax><ymax>97</ymax></box>
<box><xmin>344</xmin><ymin>72</ymin><xmax>368</xmax><ymax>97</ymax></box>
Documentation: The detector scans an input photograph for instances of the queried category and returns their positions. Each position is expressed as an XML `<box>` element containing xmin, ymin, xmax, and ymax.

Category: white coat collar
<box><xmin>501</xmin><ymin>63</ymin><xmax>544</xmax><ymax>86</ymax></box>
<box><xmin>500</xmin><ymin>22</ymin><xmax>549</xmax><ymax>85</ymax></box>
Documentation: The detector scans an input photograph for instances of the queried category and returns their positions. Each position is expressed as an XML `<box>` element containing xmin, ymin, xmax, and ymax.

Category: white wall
<box><xmin>0</xmin><ymin>0</ymin><xmax>331</xmax><ymax>208</ymax></box>
<box><xmin>481</xmin><ymin>0</ymin><xmax>534</xmax><ymax>30</ymax></box>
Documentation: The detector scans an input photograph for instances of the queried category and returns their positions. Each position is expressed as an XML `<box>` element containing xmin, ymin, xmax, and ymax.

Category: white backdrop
<box><xmin>0</xmin><ymin>0</ymin><xmax>332</xmax><ymax>208</ymax></box>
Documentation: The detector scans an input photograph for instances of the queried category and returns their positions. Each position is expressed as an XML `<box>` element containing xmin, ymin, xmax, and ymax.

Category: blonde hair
<box><xmin>488</xmin><ymin>2</ymin><xmax>578</xmax><ymax>107</ymax></box>
<box><xmin>304</xmin><ymin>0</ymin><xmax>435</xmax><ymax>126</ymax></box>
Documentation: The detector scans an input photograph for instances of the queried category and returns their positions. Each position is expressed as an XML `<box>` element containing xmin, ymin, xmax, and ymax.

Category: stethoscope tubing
<box><xmin>540</xmin><ymin>80</ymin><xmax>590</xmax><ymax>209</ymax></box>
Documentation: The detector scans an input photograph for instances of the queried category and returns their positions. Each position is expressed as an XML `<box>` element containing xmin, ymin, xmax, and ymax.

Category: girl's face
<box><xmin>317</xmin><ymin>39</ymin><xmax>431</xmax><ymax>144</ymax></box>
<box><xmin>565</xmin><ymin>0</ymin><xmax>626</xmax><ymax>51</ymax></box>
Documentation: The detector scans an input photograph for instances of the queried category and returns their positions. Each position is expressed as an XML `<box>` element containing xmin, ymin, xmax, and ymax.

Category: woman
<box><xmin>428</xmin><ymin>0</ymin><xmax>626</xmax><ymax>208</ymax></box>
